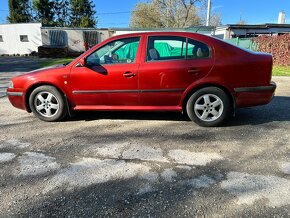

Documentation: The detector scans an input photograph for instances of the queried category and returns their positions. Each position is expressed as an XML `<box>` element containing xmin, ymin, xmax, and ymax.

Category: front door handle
<box><xmin>188</xmin><ymin>68</ymin><xmax>201</xmax><ymax>74</ymax></box>
<box><xmin>123</xmin><ymin>71</ymin><xmax>136</xmax><ymax>78</ymax></box>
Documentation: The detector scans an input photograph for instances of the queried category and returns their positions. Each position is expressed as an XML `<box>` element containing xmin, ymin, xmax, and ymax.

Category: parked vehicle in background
<box><xmin>7</xmin><ymin>32</ymin><xmax>276</xmax><ymax>127</ymax></box>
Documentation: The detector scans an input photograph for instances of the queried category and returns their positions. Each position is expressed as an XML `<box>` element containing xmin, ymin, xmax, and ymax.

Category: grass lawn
<box><xmin>40</xmin><ymin>58</ymin><xmax>74</xmax><ymax>68</ymax></box>
<box><xmin>272</xmin><ymin>65</ymin><xmax>290</xmax><ymax>76</ymax></box>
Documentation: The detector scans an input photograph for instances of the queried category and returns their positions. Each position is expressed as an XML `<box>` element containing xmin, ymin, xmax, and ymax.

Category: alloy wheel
<box><xmin>34</xmin><ymin>91</ymin><xmax>60</xmax><ymax>118</ymax></box>
<box><xmin>194</xmin><ymin>94</ymin><xmax>224</xmax><ymax>122</ymax></box>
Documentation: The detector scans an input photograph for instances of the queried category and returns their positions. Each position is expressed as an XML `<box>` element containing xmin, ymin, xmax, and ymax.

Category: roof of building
<box><xmin>0</xmin><ymin>22</ymin><xmax>42</xmax><ymax>26</ymax></box>
<box><xmin>41</xmin><ymin>26</ymin><xmax>112</xmax><ymax>31</ymax></box>
<box><xmin>218</xmin><ymin>23</ymin><xmax>290</xmax><ymax>30</ymax></box>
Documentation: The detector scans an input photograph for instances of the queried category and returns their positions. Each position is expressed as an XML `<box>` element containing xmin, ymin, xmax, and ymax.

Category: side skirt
<box><xmin>73</xmin><ymin>105</ymin><xmax>182</xmax><ymax>112</ymax></box>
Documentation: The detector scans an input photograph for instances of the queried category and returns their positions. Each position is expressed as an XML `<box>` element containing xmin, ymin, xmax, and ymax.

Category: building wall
<box><xmin>97</xmin><ymin>29</ymin><xmax>114</xmax><ymax>42</ymax></box>
<box><xmin>41</xmin><ymin>28</ymin><xmax>85</xmax><ymax>52</ymax></box>
<box><xmin>0</xmin><ymin>23</ymin><xmax>42</xmax><ymax>55</ymax></box>
<box><xmin>113</xmin><ymin>30</ymin><xmax>149</xmax><ymax>36</ymax></box>
<box><xmin>213</xmin><ymin>28</ymin><xmax>227</xmax><ymax>39</ymax></box>
<box><xmin>41</xmin><ymin>28</ymin><xmax>112</xmax><ymax>52</ymax></box>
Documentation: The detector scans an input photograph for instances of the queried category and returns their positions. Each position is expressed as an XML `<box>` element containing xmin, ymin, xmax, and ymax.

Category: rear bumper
<box><xmin>234</xmin><ymin>82</ymin><xmax>276</xmax><ymax>108</ymax></box>
<box><xmin>6</xmin><ymin>88</ymin><xmax>27</xmax><ymax>111</ymax></box>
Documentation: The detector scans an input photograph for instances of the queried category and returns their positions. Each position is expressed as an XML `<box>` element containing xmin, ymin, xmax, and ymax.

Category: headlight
<box><xmin>8</xmin><ymin>81</ymin><xmax>14</xmax><ymax>88</ymax></box>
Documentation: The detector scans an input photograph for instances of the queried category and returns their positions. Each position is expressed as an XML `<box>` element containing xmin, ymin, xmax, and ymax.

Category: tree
<box><xmin>70</xmin><ymin>0</ymin><xmax>97</xmax><ymax>27</ymax></box>
<box><xmin>129</xmin><ymin>2</ymin><xmax>162</xmax><ymax>28</ymax></box>
<box><xmin>208</xmin><ymin>12</ymin><xmax>222</xmax><ymax>26</ymax></box>
<box><xmin>237</xmin><ymin>12</ymin><xmax>246</xmax><ymax>25</ymax></box>
<box><xmin>7</xmin><ymin>0</ymin><xmax>32</xmax><ymax>23</ymax></box>
<box><xmin>198</xmin><ymin>1</ymin><xmax>222</xmax><ymax>27</ymax></box>
<box><xmin>33</xmin><ymin>0</ymin><xmax>55</xmax><ymax>26</ymax></box>
<box><xmin>130</xmin><ymin>0</ymin><xmax>202</xmax><ymax>28</ymax></box>
<box><xmin>54</xmin><ymin>0</ymin><xmax>71</xmax><ymax>27</ymax></box>
<box><xmin>237</xmin><ymin>19</ymin><xmax>247</xmax><ymax>25</ymax></box>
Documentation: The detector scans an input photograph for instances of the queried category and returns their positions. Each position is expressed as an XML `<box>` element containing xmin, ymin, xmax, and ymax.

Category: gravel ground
<box><xmin>0</xmin><ymin>76</ymin><xmax>289</xmax><ymax>217</ymax></box>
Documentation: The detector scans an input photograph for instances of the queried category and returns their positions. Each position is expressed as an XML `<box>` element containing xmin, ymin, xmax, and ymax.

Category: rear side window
<box><xmin>187</xmin><ymin>38</ymin><xmax>210</xmax><ymax>59</ymax></box>
<box><xmin>147</xmin><ymin>36</ymin><xmax>186</xmax><ymax>61</ymax></box>
<box><xmin>146</xmin><ymin>36</ymin><xmax>210</xmax><ymax>61</ymax></box>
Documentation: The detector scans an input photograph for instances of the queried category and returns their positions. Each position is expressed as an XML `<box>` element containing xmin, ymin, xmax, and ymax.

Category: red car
<box><xmin>7</xmin><ymin>32</ymin><xmax>276</xmax><ymax>127</ymax></box>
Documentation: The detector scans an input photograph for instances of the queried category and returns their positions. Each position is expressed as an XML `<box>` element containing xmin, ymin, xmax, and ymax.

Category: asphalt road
<box><xmin>0</xmin><ymin>76</ymin><xmax>289</xmax><ymax>217</ymax></box>
<box><xmin>0</xmin><ymin>57</ymin><xmax>45</xmax><ymax>73</ymax></box>
<box><xmin>0</xmin><ymin>57</ymin><xmax>61</xmax><ymax>97</ymax></box>
<box><xmin>0</xmin><ymin>57</ymin><xmax>46</xmax><ymax>97</ymax></box>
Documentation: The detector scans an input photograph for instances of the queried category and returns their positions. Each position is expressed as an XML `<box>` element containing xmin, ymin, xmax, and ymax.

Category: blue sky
<box><xmin>0</xmin><ymin>0</ymin><xmax>289</xmax><ymax>27</ymax></box>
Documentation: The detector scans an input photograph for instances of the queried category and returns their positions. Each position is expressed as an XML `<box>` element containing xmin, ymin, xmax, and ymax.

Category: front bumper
<box><xmin>234</xmin><ymin>82</ymin><xmax>277</xmax><ymax>108</ymax></box>
<box><xmin>6</xmin><ymin>88</ymin><xmax>27</xmax><ymax>111</ymax></box>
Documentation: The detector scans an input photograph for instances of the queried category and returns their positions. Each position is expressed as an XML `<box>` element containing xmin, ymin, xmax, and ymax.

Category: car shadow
<box><xmin>224</xmin><ymin>96</ymin><xmax>290</xmax><ymax>126</ymax></box>
<box><xmin>68</xmin><ymin>110</ymin><xmax>187</xmax><ymax>122</ymax></box>
<box><xmin>66</xmin><ymin>96</ymin><xmax>290</xmax><ymax>126</ymax></box>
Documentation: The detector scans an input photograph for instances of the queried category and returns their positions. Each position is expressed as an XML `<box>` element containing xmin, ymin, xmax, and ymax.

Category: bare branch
<box><xmin>130</xmin><ymin>0</ymin><xmax>201</xmax><ymax>28</ymax></box>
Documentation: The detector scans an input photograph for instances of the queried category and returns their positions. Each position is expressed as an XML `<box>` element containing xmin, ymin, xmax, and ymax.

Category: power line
<box><xmin>97</xmin><ymin>11</ymin><xmax>133</xmax><ymax>15</ymax></box>
<box><xmin>98</xmin><ymin>22</ymin><xmax>128</xmax><ymax>25</ymax></box>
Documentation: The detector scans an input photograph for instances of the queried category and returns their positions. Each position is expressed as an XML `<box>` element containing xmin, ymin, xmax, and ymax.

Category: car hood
<box><xmin>23</xmin><ymin>64</ymin><xmax>66</xmax><ymax>77</ymax></box>
<box><xmin>10</xmin><ymin>64</ymin><xmax>69</xmax><ymax>89</ymax></box>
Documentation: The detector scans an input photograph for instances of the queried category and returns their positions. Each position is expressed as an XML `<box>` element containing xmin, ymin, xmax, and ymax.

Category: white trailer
<box><xmin>0</xmin><ymin>23</ymin><xmax>42</xmax><ymax>55</ymax></box>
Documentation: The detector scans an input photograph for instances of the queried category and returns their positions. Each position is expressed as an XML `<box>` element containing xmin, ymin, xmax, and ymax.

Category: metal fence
<box><xmin>49</xmin><ymin>30</ymin><xmax>66</xmax><ymax>46</ymax></box>
<box><xmin>224</xmin><ymin>38</ymin><xmax>258</xmax><ymax>51</ymax></box>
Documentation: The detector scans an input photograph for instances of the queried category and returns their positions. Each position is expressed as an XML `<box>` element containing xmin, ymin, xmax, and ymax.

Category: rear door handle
<box><xmin>188</xmin><ymin>68</ymin><xmax>201</xmax><ymax>74</ymax></box>
<box><xmin>123</xmin><ymin>71</ymin><xmax>136</xmax><ymax>78</ymax></box>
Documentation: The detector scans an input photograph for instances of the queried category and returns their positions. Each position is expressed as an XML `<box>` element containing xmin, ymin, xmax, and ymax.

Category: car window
<box><xmin>86</xmin><ymin>37</ymin><xmax>140</xmax><ymax>66</ymax></box>
<box><xmin>187</xmin><ymin>38</ymin><xmax>210</xmax><ymax>59</ymax></box>
<box><xmin>147</xmin><ymin>36</ymin><xmax>186</xmax><ymax>61</ymax></box>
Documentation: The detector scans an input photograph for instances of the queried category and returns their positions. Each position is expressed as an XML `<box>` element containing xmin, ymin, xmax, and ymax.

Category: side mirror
<box><xmin>76</xmin><ymin>58</ymin><xmax>86</xmax><ymax>67</ymax></box>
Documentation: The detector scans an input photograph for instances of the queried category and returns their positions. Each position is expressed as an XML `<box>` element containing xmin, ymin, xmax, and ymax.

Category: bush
<box><xmin>38</xmin><ymin>46</ymin><xmax>68</xmax><ymax>58</ymax></box>
<box><xmin>253</xmin><ymin>34</ymin><xmax>290</xmax><ymax>66</ymax></box>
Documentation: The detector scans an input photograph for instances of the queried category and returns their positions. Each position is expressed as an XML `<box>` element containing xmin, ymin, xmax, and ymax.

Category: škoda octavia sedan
<box><xmin>7</xmin><ymin>32</ymin><xmax>276</xmax><ymax>126</ymax></box>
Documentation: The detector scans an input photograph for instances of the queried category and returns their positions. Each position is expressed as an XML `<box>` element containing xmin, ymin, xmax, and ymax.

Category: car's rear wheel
<box><xmin>29</xmin><ymin>85</ymin><xmax>67</xmax><ymax>122</ymax></box>
<box><xmin>186</xmin><ymin>87</ymin><xmax>230</xmax><ymax>127</ymax></box>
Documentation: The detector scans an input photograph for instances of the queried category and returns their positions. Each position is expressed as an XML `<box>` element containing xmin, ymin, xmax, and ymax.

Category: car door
<box><xmin>70</xmin><ymin>36</ymin><xmax>142</xmax><ymax>107</ymax></box>
<box><xmin>138</xmin><ymin>35</ymin><xmax>214</xmax><ymax>107</ymax></box>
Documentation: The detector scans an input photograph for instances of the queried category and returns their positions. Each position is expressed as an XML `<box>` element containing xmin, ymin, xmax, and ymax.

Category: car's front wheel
<box><xmin>186</xmin><ymin>87</ymin><xmax>230</xmax><ymax>127</ymax></box>
<box><xmin>29</xmin><ymin>85</ymin><xmax>67</xmax><ymax>122</ymax></box>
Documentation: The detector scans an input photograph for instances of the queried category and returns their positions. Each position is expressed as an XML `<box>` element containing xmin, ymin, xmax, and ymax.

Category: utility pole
<box><xmin>167</xmin><ymin>8</ymin><xmax>169</xmax><ymax>27</ymax></box>
<box><xmin>206</xmin><ymin>0</ymin><xmax>211</xmax><ymax>26</ymax></box>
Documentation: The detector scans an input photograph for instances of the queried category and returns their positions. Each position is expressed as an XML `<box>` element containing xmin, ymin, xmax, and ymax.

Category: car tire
<box><xmin>186</xmin><ymin>87</ymin><xmax>230</xmax><ymax>127</ymax></box>
<box><xmin>29</xmin><ymin>85</ymin><xmax>67</xmax><ymax>122</ymax></box>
